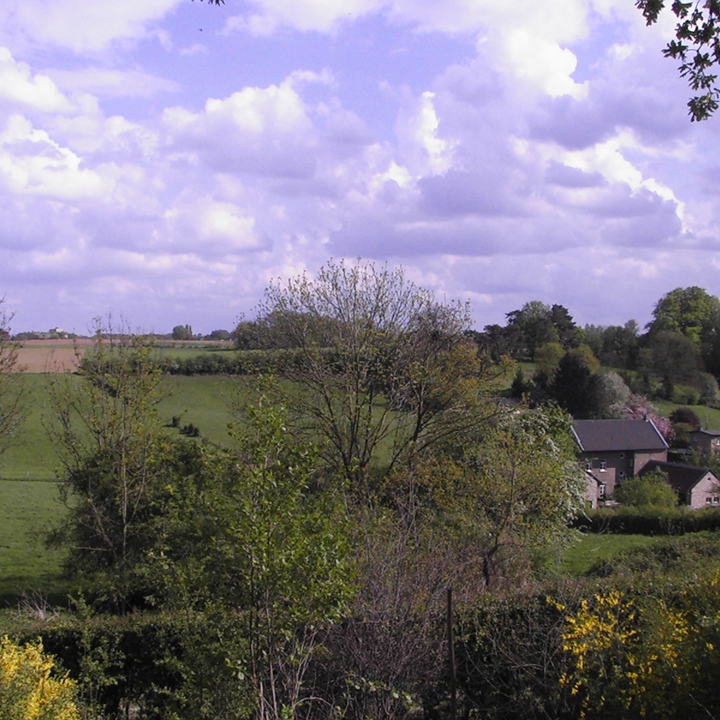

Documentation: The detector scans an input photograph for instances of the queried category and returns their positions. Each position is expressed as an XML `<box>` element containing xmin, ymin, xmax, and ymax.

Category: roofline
<box><xmin>646</xmin><ymin>417</ymin><xmax>670</xmax><ymax>449</ymax></box>
<box><xmin>571</xmin><ymin>425</ymin><xmax>585</xmax><ymax>452</ymax></box>
<box><xmin>572</xmin><ymin>418</ymin><xmax>669</xmax><ymax>452</ymax></box>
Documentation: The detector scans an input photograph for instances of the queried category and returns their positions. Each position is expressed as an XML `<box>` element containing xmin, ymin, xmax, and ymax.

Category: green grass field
<box><xmin>0</xmin><ymin>374</ymin><xmax>245</xmax><ymax>481</ymax></box>
<box><xmin>0</xmin><ymin>480</ymin><xmax>68</xmax><ymax>605</ymax></box>
<box><xmin>559</xmin><ymin>533</ymin><xmax>659</xmax><ymax>576</ymax></box>
<box><xmin>0</xmin><ymin>373</ymin><xmax>247</xmax><ymax>604</ymax></box>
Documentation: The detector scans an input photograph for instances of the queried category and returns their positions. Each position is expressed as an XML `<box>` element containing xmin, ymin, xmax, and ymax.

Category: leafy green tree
<box><xmin>505</xmin><ymin>301</ymin><xmax>558</xmax><ymax>361</ymax></box>
<box><xmin>550</xmin><ymin>346</ymin><xmax>601</xmax><ymax>418</ymax></box>
<box><xmin>649</xmin><ymin>330</ymin><xmax>700</xmax><ymax>399</ymax></box>
<box><xmin>647</xmin><ymin>286</ymin><xmax>720</xmax><ymax>351</ymax></box>
<box><xmin>172</xmin><ymin>324</ymin><xmax>193</xmax><ymax>341</ymax></box>
<box><xmin>252</xmin><ymin>259</ymin><xmax>499</xmax><ymax>486</ymax></box>
<box><xmin>669</xmin><ymin>407</ymin><xmax>701</xmax><ymax>430</ymax></box>
<box><xmin>550</xmin><ymin>304</ymin><xmax>581</xmax><ymax>349</ymax></box>
<box><xmin>593</xmin><ymin>321</ymin><xmax>640</xmax><ymax>370</ymax></box>
<box><xmin>158</xmin><ymin>400</ymin><xmax>353</xmax><ymax>720</ymax></box>
<box><xmin>535</xmin><ymin>342</ymin><xmax>564</xmax><ymax>375</ymax></box>
<box><xmin>615</xmin><ymin>469</ymin><xmax>677</xmax><ymax>509</ymax></box>
<box><xmin>49</xmin><ymin>324</ymin><xmax>168</xmax><ymax>612</ymax></box>
<box><xmin>448</xmin><ymin>407</ymin><xmax>585</xmax><ymax>586</ymax></box>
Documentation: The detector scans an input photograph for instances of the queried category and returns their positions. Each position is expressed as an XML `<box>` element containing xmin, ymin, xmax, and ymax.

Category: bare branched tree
<box><xmin>253</xmin><ymin>259</ymin><xmax>505</xmax><ymax>487</ymax></box>
<box><xmin>0</xmin><ymin>298</ymin><xmax>25</xmax><ymax>457</ymax></box>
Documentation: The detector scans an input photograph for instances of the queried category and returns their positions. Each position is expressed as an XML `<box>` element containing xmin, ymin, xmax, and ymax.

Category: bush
<box><xmin>5</xmin><ymin>611</ymin><xmax>249</xmax><ymax>720</ymax></box>
<box><xmin>615</xmin><ymin>470</ymin><xmax>677</xmax><ymax>509</ymax></box>
<box><xmin>573</xmin><ymin>507</ymin><xmax>720</xmax><ymax>535</ymax></box>
<box><xmin>0</xmin><ymin>635</ymin><xmax>79</xmax><ymax>720</ymax></box>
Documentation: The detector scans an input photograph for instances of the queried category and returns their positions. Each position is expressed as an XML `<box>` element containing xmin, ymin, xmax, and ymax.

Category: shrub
<box><xmin>0</xmin><ymin>635</ymin><xmax>79</xmax><ymax>720</ymax></box>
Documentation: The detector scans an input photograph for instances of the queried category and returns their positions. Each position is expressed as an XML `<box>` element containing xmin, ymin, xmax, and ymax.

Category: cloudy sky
<box><xmin>0</xmin><ymin>0</ymin><xmax>718</xmax><ymax>335</ymax></box>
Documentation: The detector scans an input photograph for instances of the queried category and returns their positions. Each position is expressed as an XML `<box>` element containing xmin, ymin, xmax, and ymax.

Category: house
<box><xmin>688</xmin><ymin>429</ymin><xmax>720</xmax><ymax>458</ymax></box>
<box><xmin>583</xmin><ymin>470</ymin><xmax>605</xmax><ymax>509</ymax></box>
<box><xmin>640</xmin><ymin>460</ymin><xmax>720</xmax><ymax>509</ymax></box>
<box><xmin>572</xmin><ymin>419</ymin><xmax>668</xmax><ymax>498</ymax></box>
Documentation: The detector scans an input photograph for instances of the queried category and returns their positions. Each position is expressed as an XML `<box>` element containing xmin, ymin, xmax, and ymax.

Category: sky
<box><xmin>0</xmin><ymin>0</ymin><xmax>719</xmax><ymax>335</ymax></box>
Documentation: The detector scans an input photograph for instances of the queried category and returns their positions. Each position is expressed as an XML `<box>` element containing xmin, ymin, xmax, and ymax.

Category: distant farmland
<box><xmin>14</xmin><ymin>339</ymin><xmax>90</xmax><ymax>373</ymax></box>
<box><xmin>13</xmin><ymin>338</ymin><xmax>234</xmax><ymax>374</ymax></box>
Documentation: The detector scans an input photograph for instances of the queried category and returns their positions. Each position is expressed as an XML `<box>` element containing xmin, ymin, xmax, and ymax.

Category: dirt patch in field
<box><xmin>13</xmin><ymin>340</ymin><xmax>90</xmax><ymax>373</ymax></box>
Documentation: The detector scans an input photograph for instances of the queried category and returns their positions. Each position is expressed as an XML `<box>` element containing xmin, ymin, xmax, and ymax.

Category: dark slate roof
<box><xmin>572</xmin><ymin>419</ymin><xmax>668</xmax><ymax>453</ymax></box>
<box><xmin>640</xmin><ymin>460</ymin><xmax>717</xmax><ymax>494</ymax></box>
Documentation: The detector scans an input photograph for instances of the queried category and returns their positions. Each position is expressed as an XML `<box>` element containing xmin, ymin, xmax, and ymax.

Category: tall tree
<box><xmin>649</xmin><ymin>330</ymin><xmax>701</xmax><ymax>399</ymax></box>
<box><xmin>647</xmin><ymin>286</ymin><xmax>720</xmax><ymax>351</ymax></box>
<box><xmin>252</xmin><ymin>259</ymin><xmax>500</xmax><ymax>486</ymax></box>
<box><xmin>505</xmin><ymin>301</ymin><xmax>558</xmax><ymax>361</ymax></box>
<box><xmin>156</xmin><ymin>400</ymin><xmax>353</xmax><ymax>720</ymax></box>
<box><xmin>49</xmin><ymin>323</ymin><xmax>167</xmax><ymax>612</ymax></box>
<box><xmin>550</xmin><ymin>346</ymin><xmax>602</xmax><ymax>418</ymax></box>
<box><xmin>454</xmin><ymin>407</ymin><xmax>585</xmax><ymax>586</ymax></box>
<box><xmin>550</xmin><ymin>304</ymin><xmax>581</xmax><ymax>349</ymax></box>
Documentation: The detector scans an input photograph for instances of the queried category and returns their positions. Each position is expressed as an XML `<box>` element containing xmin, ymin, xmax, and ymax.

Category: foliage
<box><xmin>504</xmin><ymin>301</ymin><xmax>558</xmax><ymax>361</ymax></box>
<box><xmin>451</xmin><ymin>406</ymin><xmax>586</xmax><ymax>585</ymax></box>
<box><xmin>0</xmin><ymin>299</ymin><xmax>25</xmax><ymax>457</ymax></box>
<box><xmin>669</xmin><ymin>406</ymin><xmax>702</xmax><ymax>429</ymax></box>
<box><xmin>573</xmin><ymin>506</ymin><xmax>720</xmax><ymax>535</ymax></box>
<box><xmin>556</xmin><ymin>572</ymin><xmax>720</xmax><ymax>719</ymax></box>
<box><xmin>534</xmin><ymin>342</ymin><xmax>564</xmax><ymax>375</ymax></box>
<box><xmin>550</xmin><ymin>346</ymin><xmax>601</xmax><ymax>418</ymax></box>
<box><xmin>153</xmin><ymin>399</ymin><xmax>355</xmax><ymax>720</ymax></box>
<box><xmin>638</xmin><ymin>1</ymin><xmax>720</xmax><ymax>120</ymax></box>
<box><xmin>615</xmin><ymin>469</ymin><xmax>678</xmax><ymax>509</ymax></box>
<box><xmin>583</xmin><ymin>322</ymin><xmax>640</xmax><ymax>371</ymax></box>
<box><xmin>171</xmin><ymin>324</ymin><xmax>193</xmax><ymax>341</ymax></box>
<box><xmin>49</xmin><ymin>325</ymin><xmax>169</xmax><ymax>612</ymax></box>
<box><xmin>593</xmin><ymin>371</ymin><xmax>631</xmax><ymax>418</ymax></box>
<box><xmin>0</xmin><ymin>635</ymin><xmax>79</xmax><ymax>720</ymax></box>
<box><xmin>452</xmin><ymin>593</ymin><xmax>577</xmax><ymax>720</ymax></box>
<box><xmin>253</xmin><ymin>259</ymin><xmax>501</xmax><ymax>486</ymax></box>
<box><xmin>648</xmin><ymin>287</ymin><xmax>720</xmax><ymax>347</ymax></box>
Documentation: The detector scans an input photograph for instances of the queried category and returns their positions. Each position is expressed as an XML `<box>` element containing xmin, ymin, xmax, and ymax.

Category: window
<box><xmin>714</xmin><ymin>497</ymin><xmax>720</xmax><ymax>505</ymax></box>
<box><xmin>599</xmin><ymin>483</ymin><xmax>606</xmax><ymax>498</ymax></box>
<box><xmin>618</xmin><ymin>471</ymin><xmax>625</xmax><ymax>478</ymax></box>
<box><xmin>620</xmin><ymin>453</ymin><xmax>625</xmax><ymax>459</ymax></box>
<box><xmin>600</xmin><ymin>461</ymin><xmax>607</xmax><ymax>472</ymax></box>
<box><xmin>585</xmin><ymin>460</ymin><xmax>593</xmax><ymax>470</ymax></box>
<box><xmin>707</xmin><ymin>498</ymin><xmax>713</xmax><ymax>505</ymax></box>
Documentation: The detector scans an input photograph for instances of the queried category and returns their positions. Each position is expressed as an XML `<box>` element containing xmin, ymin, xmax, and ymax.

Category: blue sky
<box><xmin>0</xmin><ymin>0</ymin><xmax>718</xmax><ymax>334</ymax></box>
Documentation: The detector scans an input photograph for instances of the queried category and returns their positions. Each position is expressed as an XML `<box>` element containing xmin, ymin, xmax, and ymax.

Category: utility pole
<box><xmin>447</xmin><ymin>587</ymin><xmax>457</xmax><ymax>720</ymax></box>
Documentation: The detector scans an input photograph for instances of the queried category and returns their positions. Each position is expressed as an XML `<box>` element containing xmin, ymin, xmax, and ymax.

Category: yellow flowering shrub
<box><xmin>0</xmin><ymin>635</ymin><xmax>80</xmax><ymax>720</ymax></box>
<box><xmin>553</xmin><ymin>591</ymin><xmax>641</xmax><ymax>717</ymax></box>
<box><xmin>555</xmin><ymin>580</ymin><xmax>720</xmax><ymax>720</ymax></box>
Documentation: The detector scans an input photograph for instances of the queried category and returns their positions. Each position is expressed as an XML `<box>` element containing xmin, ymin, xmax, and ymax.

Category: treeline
<box><xmin>471</xmin><ymin>287</ymin><xmax>720</xmax><ymax>417</ymax></box>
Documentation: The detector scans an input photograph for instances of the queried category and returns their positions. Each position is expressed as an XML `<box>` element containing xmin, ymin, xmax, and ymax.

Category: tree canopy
<box><xmin>252</xmin><ymin>259</ymin><xmax>501</xmax><ymax>486</ymax></box>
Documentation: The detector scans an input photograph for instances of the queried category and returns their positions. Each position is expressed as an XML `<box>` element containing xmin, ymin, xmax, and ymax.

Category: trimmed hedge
<box><xmin>79</xmin><ymin>349</ymin><xmax>309</xmax><ymax>377</ymax></box>
<box><xmin>572</xmin><ymin>507</ymin><xmax>720</xmax><ymax>535</ymax></box>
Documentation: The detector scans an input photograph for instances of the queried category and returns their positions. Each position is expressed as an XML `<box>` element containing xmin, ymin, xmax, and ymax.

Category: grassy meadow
<box><xmin>0</xmin><ymin>365</ymin><xmax>245</xmax><ymax>605</ymax></box>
